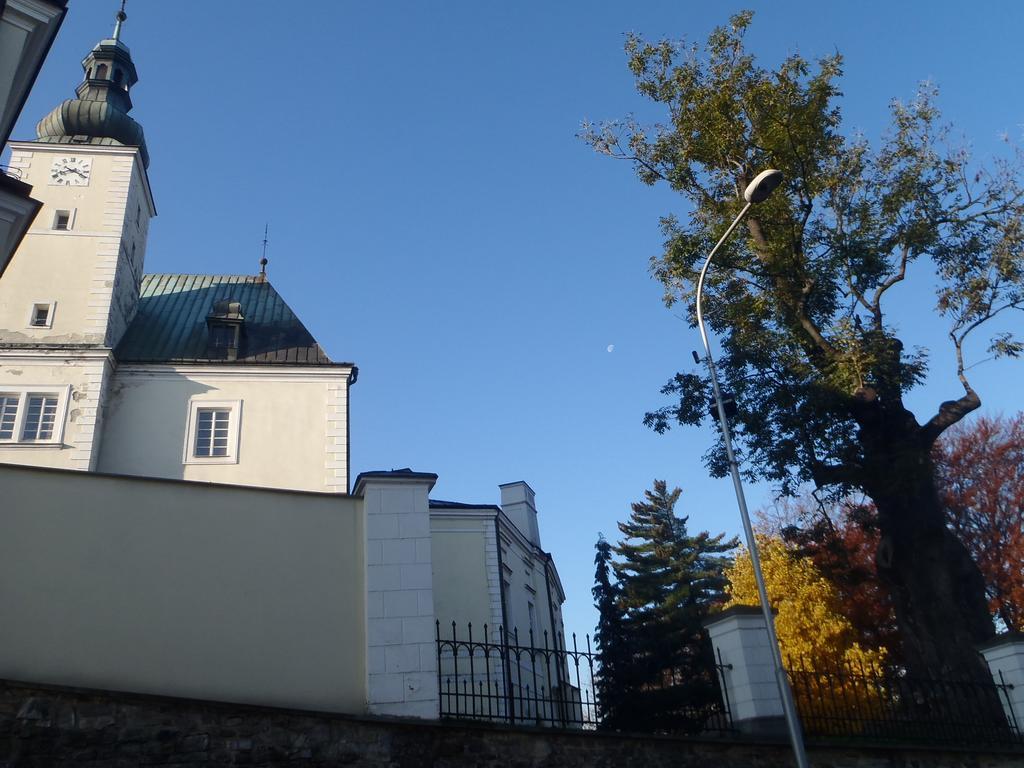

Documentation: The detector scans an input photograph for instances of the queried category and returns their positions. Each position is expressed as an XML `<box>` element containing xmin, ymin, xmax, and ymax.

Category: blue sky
<box><xmin>11</xmin><ymin>1</ymin><xmax>1023</xmax><ymax>641</ymax></box>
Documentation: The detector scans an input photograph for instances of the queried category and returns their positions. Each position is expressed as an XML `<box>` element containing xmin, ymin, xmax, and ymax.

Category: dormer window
<box><xmin>209</xmin><ymin>323</ymin><xmax>237</xmax><ymax>351</ymax></box>
<box><xmin>206</xmin><ymin>299</ymin><xmax>244</xmax><ymax>360</ymax></box>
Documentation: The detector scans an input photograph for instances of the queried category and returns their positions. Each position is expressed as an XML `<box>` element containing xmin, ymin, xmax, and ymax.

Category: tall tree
<box><xmin>582</xmin><ymin>12</ymin><xmax>1024</xmax><ymax>680</ymax></box>
<box><xmin>935</xmin><ymin>413</ymin><xmax>1024</xmax><ymax>632</ymax></box>
<box><xmin>610</xmin><ymin>480</ymin><xmax>734</xmax><ymax>732</ymax></box>
<box><xmin>592</xmin><ymin>534</ymin><xmax>631</xmax><ymax>730</ymax></box>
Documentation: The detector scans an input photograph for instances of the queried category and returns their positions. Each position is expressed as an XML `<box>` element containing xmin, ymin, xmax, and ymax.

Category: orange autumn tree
<box><xmin>935</xmin><ymin>413</ymin><xmax>1024</xmax><ymax>632</ymax></box>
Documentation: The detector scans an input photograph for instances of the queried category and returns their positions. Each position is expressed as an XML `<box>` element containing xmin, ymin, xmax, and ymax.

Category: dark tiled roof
<box><xmin>116</xmin><ymin>274</ymin><xmax>341</xmax><ymax>365</ymax></box>
<box><xmin>429</xmin><ymin>500</ymin><xmax>502</xmax><ymax>512</ymax></box>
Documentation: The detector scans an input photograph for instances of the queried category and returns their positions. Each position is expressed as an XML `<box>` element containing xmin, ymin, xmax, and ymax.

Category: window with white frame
<box><xmin>0</xmin><ymin>386</ymin><xmax>70</xmax><ymax>445</ymax></box>
<box><xmin>28</xmin><ymin>302</ymin><xmax>55</xmax><ymax>328</ymax></box>
<box><xmin>183</xmin><ymin>399</ymin><xmax>241</xmax><ymax>464</ymax></box>
<box><xmin>52</xmin><ymin>209</ymin><xmax>75</xmax><ymax>231</ymax></box>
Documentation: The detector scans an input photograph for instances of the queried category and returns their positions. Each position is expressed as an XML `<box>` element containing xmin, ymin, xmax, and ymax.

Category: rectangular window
<box><xmin>0</xmin><ymin>387</ymin><xmax>69</xmax><ymax>446</ymax></box>
<box><xmin>183</xmin><ymin>399</ymin><xmax>242</xmax><ymax>464</ymax></box>
<box><xmin>21</xmin><ymin>395</ymin><xmax>58</xmax><ymax>441</ymax></box>
<box><xmin>208</xmin><ymin>324</ymin><xmax>237</xmax><ymax>350</ymax></box>
<box><xmin>194</xmin><ymin>408</ymin><xmax>230</xmax><ymax>457</ymax></box>
<box><xmin>0</xmin><ymin>395</ymin><xmax>18</xmax><ymax>440</ymax></box>
<box><xmin>27</xmin><ymin>301</ymin><xmax>56</xmax><ymax>329</ymax></box>
<box><xmin>53</xmin><ymin>210</ymin><xmax>72</xmax><ymax>230</ymax></box>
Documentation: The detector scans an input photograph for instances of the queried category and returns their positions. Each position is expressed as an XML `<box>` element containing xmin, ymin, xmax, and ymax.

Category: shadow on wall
<box><xmin>97</xmin><ymin>372</ymin><xmax>212</xmax><ymax>481</ymax></box>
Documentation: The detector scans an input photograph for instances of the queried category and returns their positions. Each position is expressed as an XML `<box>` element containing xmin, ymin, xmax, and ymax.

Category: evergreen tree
<box><xmin>592</xmin><ymin>534</ymin><xmax>630</xmax><ymax>730</ymax></box>
<box><xmin>610</xmin><ymin>480</ymin><xmax>735</xmax><ymax>732</ymax></box>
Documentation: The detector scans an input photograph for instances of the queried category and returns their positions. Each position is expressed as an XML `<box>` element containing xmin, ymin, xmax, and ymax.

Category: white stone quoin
<box><xmin>356</xmin><ymin>470</ymin><xmax>440</xmax><ymax>719</ymax></box>
<box><xmin>978</xmin><ymin>634</ymin><xmax>1024</xmax><ymax>732</ymax></box>
<box><xmin>703</xmin><ymin>605</ymin><xmax>785</xmax><ymax>734</ymax></box>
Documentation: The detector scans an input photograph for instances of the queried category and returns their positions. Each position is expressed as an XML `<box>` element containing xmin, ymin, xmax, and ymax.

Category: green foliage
<box><xmin>594</xmin><ymin>480</ymin><xmax>736</xmax><ymax>733</ymax></box>
<box><xmin>591</xmin><ymin>535</ymin><xmax>630</xmax><ymax>730</ymax></box>
<box><xmin>581</xmin><ymin>11</ymin><xmax>1024</xmax><ymax>499</ymax></box>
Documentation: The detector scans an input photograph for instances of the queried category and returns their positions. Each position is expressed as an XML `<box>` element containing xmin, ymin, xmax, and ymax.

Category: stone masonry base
<box><xmin>1</xmin><ymin>678</ymin><xmax>1022</xmax><ymax>767</ymax></box>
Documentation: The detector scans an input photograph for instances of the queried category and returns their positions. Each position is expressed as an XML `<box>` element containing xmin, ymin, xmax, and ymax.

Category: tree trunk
<box><xmin>858</xmin><ymin>409</ymin><xmax>995</xmax><ymax>683</ymax></box>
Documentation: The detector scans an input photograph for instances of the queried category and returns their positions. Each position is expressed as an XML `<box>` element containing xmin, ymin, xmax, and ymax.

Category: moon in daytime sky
<box><xmin>607</xmin><ymin>344</ymin><xmax>615</xmax><ymax>353</ymax></box>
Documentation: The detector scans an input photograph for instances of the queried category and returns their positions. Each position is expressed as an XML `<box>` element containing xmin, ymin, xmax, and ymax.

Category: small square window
<box><xmin>28</xmin><ymin>302</ymin><xmax>55</xmax><ymax>329</ymax></box>
<box><xmin>53</xmin><ymin>210</ymin><xmax>72</xmax><ymax>230</ymax></box>
<box><xmin>183</xmin><ymin>399</ymin><xmax>242</xmax><ymax>464</ymax></box>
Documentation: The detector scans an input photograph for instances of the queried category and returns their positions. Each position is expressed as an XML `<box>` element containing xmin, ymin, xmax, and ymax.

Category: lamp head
<box><xmin>743</xmin><ymin>169</ymin><xmax>784</xmax><ymax>204</ymax></box>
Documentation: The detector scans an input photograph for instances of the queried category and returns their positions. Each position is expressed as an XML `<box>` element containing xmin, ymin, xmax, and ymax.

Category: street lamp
<box><xmin>695</xmin><ymin>169</ymin><xmax>810</xmax><ymax>768</ymax></box>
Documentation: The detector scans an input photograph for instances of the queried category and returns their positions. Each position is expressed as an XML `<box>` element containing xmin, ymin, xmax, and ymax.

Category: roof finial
<box><xmin>113</xmin><ymin>1</ymin><xmax>128</xmax><ymax>42</ymax></box>
<box><xmin>258</xmin><ymin>223</ymin><xmax>269</xmax><ymax>281</ymax></box>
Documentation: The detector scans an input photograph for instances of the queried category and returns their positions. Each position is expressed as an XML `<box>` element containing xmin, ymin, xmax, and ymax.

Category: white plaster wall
<box><xmin>500</xmin><ymin>531</ymin><xmax>560</xmax><ymax>645</ymax></box>
<box><xmin>430</xmin><ymin>516</ymin><xmax>492</xmax><ymax>630</ymax></box>
<box><xmin>0</xmin><ymin>351</ymin><xmax>111</xmax><ymax>470</ymax></box>
<box><xmin>97</xmin><ymin>365</ymin><xmax>350</xmax><ymax>492</ymax></box>
<box><xmin>0</xmin><ymin>463</ymin><xmax>366</xmax><ymax>713</ymax></box>
<box><xmin>0</xmin><ymin>144</ymin><xmax>153</xmax><ymax>348</ymax></box>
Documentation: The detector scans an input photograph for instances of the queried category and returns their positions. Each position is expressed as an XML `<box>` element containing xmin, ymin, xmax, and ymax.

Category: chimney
<box><xmin>500</xmin><ymin>481</ymin><xmax>541</xmax><ymax>546</ymax></box>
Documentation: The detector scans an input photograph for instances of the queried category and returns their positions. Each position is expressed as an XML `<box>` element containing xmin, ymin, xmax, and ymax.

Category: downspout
<box><xmin>345</xmin><ymin>366</ymin><xmax>357</xmax><ymax>493</ymax></box>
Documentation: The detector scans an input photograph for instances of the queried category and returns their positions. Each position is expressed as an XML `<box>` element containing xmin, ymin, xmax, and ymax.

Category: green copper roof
<box><xmin>116</xmin><ymin>274</ymin><xmax>340</xmax><ymax>366</ymax></box>
<box><xmin>35</xmin><ymin>8</ymin><xmax>149</xmax><ymax>167</ymax></box>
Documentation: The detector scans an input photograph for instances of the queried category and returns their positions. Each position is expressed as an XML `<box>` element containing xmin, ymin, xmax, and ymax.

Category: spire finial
<box><xmin>113</xmin><ymin>1</ymin><xmax>128</xmax><ymax>42</ymax></box>
<box><xmin>258</xmin><ymin>224</ymin><xmax>269</xmax><ymax>281</ymax></box>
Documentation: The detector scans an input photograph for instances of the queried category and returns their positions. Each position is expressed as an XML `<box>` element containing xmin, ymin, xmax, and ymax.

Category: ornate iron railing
<box><xmin>787</xmin><ymin>655</ymin><xmax>1024</xmax><ymax>747</ymax></box>
<box><xmin>436</xmin><ymin>621</ymin><xmax>734</xmax><ymax>735</ymax></box>
<box><xmin>436</xmin><ymin>621</ymin><xmax>597</xmax><ymax>728</ymax></box>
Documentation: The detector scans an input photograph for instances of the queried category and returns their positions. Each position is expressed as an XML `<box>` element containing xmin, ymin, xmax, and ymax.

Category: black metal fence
<box><xmin>787</xmin><ymin>655</ymin><xmax>1024</xmax><ymax>747</ymax></box>
<box><xmin>436</xmin><ymin>622</ymin><xmax>734</xmax><ymax>735</ymax></box>
<box><xmin>437</xmin><ymin>622</ymin><xmax>1021</xmax><ymax>747</ymax></box>
<box><xmin>436</xmin><ymin>622</ymin><xmax>598</xmax><ymax>728</ymax></box>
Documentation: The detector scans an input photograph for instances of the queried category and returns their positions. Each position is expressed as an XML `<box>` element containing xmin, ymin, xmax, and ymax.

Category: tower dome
<box><xmin>35</xmin><ymin>3</ymin><xmax>149</xmax><ymax>168</ymax></box>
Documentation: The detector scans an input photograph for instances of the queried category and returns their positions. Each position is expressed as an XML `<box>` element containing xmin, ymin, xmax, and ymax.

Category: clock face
<box><xmin>49</xmin><ymin>157</ymin><xmax>92</xmax><ymax>186</ymax></box>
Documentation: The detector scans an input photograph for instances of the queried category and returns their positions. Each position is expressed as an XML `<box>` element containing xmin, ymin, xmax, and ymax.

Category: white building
<box><xmin>0</xmin><ymin>10</ymin><xmax>355</xmax><ymax>493</ymax></box>
<box><xmin>0</xmin><ymin>8</ymin><xmax>570</xmax><ymax>722</ymax></box>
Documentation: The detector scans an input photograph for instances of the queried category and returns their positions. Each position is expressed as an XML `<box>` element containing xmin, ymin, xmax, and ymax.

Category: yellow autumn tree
<box><xmin>724</xmin><ymin>535</ymin><xmax>887</xmax><ymax>733</ymax></box>
<box><xmin>725</xmin><ymin>534</ymin><xmax>885</xmax><ymax>668</ymax></box>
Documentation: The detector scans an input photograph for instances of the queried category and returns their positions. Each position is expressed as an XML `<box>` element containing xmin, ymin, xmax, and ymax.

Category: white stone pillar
<box><xmin>354</xmin><ymin>470</ymin><xmax>439</xmax><ymax>719</ymax></box>
<box><xmin>703</xmin><ymin>605</ymin><xmax>785</xmax><ymax>735</ymax></box>
<box><xmin>978</xmin><ymin>634</ymin><xmax>1024</xmax><ymax>732</ymax></box>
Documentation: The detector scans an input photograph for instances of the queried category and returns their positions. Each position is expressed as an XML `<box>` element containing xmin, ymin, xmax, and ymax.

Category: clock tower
<box><xmin>0</xmin><ymin>5</ymin><xmax>155</xmax><ymax>471</ymax></box>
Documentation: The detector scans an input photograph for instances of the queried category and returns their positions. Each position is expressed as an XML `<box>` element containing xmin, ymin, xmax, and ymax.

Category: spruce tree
<box><xmin>592</xmin><ymin>534</ymin><xmax>630</xmax><ymax>730</ymax></box>
<box><xmin>611</xmin><ymin>480</ymin><xmax>735</xmax><ymax>732</ymax></box>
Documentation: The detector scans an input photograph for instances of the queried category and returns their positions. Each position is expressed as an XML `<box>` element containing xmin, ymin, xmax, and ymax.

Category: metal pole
<box><xmin>695</xmin><ymin>203</ymin><xmax>811</xmax><ymax>768</ymax></box>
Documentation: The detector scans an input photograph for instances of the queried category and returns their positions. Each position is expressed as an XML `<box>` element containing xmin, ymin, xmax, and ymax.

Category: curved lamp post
<box><xmin>695</xmin><ymin>169</ymin><xmax>810</xmax><ymax>768</ymax></box>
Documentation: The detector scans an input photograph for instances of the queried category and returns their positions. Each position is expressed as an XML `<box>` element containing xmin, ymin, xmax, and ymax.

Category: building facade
<box><xmin>0</xmin><ymin>11</ymin><xmax>355</xmax><ymax>492</ymax></box>
<box><xmin>0</xmin><ymin>7</ymin><xmax>569</xmax><ymax>722</ymax></box>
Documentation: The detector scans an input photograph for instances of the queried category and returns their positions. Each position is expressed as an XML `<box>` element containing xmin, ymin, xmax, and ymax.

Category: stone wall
<box><xmin>2</xmin><ymin>679</ymin><xmax>1022</xmax><ymax>767</ymax></box>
